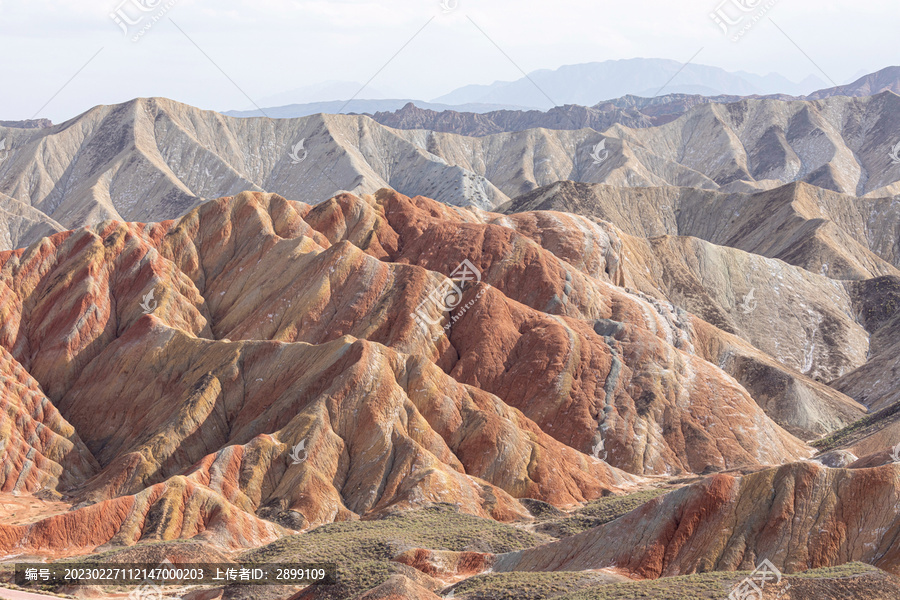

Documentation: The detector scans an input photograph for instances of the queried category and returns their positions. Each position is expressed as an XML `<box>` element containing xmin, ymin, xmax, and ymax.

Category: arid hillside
<box><xmin>0</xmin><ymin>187</ymin><xmax>898</xmax><ymax>599</ymax></box>
<box><xmin>2</xmin><ymin>93</ymin><xmax>900</xmax><ymax>252</ymax></box>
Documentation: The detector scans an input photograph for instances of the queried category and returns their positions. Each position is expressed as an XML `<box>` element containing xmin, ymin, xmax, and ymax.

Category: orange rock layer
<box><xmin>0</xmin><ymin>189</ymin><xmax>818</xmax><ymax>556</ymax></box>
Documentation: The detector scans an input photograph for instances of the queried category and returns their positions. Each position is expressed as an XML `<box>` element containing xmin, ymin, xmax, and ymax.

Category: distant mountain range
<box><xmin>226</xmin><ymin>58</ymin><xmax>830</xmax><ymax>118</ymax></box>
<box><xmin>225</xmin><ymin>60</ymin><xmax>896</xmax><ymax>123</ymax></box>
<box><xmin>367</xmin><ymin>66</ymin><xmax>900</xmax><ymax>137</ymax></box>
<box><xmin>432</xmin><ymin>58</ymin><xmax>827</xmax><ymax>108</ymax></box>
<box><xmin>224</xmin><ymin>99</ymin><xmax>532</xmax><ymax>119</ymax></box>
<box><xmin>3</xmin><ymin>66</ymin><xmax>899</xmax><ymax>252</ymax></box>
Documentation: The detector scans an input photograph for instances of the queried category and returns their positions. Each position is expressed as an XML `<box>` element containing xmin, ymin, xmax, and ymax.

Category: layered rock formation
<box><xmin>503</xmin><ymin>181</ymin><xmax>900</xmax><ymax>278</ymax></box>
<box><xmin>493</xmin><ymin>462</ymin><xmax>900</xmax><ymax>577</ymax></box>
<box><xmin>305</xmin><ymin>190</ymin><xmax>813</xmax><ymax>469</ymax></box>
<box><xmin>3</xmin><ymin>92</ymin><xmax>900</xmax><ymax>251</ymax></box>
<box><xmin>0</xmin><ymin>477</ymin><xmax>286</xmax><ymax>555</ymax></box>
<box><xmin>479</xmin><ymin>207</ymin><xmax>869</xmax><ymax>432</ymax></box>
<box><xmin>0</xmin><ymin>344</ymin><xmax>97</xmax><ymax>494</ymax></box>
<box><xmin>499</xmin><ymin>180</ymin><xmax>900</xmax><ymax>416</ymax></box>
<box><xmin>832</xmin><ymin>276</ymin><xmax>900</xmax><ymax>412</ymax></box>
<box><xmin>0</xmin><ymin>192</ymin><xmax>64</xmax><ymax>251</ymax></box>
<box><xmin>0</xmin><ymin>188</ymin><xmax>830</xmax><ymax>560</ymax></box>
<box><xmin>0</xmin><ymin>61</ymin><xmax>898</xmax><ymax>600</ymax></box>
<box><xmin>808</xmin><ymin>277</ymin><xmax>900</xmax><ymax>466</ymax></box>
<box><xmin>1</xmin><ymin>184</ymin><xmax>898</xmax><ymax>600</ymax></box>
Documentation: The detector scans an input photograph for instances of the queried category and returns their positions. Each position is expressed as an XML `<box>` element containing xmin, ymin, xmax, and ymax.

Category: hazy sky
<box><xmin>0</xmin><ymin>0</ymin><xmax>894</xmax><ymax>122</ymax></box>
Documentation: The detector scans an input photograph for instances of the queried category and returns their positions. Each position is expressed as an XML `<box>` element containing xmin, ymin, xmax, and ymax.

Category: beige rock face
<box><xmin>0</xmin><ymin>192</ymin><xmax>63</xmax><ymax>251</ymax></box>
<box><xmin>608</xmin><ymin>92</ymin><xmax>900</xmax><ymax>197</ymax></box>
<box><xmin>622</xmin><ymin>235</ymin><xmax>869</xmax><ymax>380</ymax></box>
<box><xmin>811</xmin><ymin>277</ymin><xmax>900</xmax><ymax>467</ymax></box>
<box><xmin>0</xmin><ymin>97</ymin><xmax>510</xmax><ymax>236</ymax></box>
<box><xmin>3</xmin><ymin>94</ymin><xmax>900</xmax><ymax>250</ymax></box>
<box><xmin>504</xmin><ymin>180</ymin><xmax>900</xmax><ymax>278</ymax></box>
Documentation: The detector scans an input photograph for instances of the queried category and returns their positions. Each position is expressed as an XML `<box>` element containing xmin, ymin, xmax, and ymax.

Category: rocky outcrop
<box><xmin>0</xmin><ymin>475</ymin><xmax>286</xmax><ymax>555</ymax></box>
<box><xmin>810</xmin><ymin>276</ymin><xmax>900</xmax><ymax>463</ymax></box>
<box><xmin>481</xmin><ymin>206</ymin><xmax>871</xmax><ymax>387</ymax></box>
<box><xmin>494</xmin><ymin>462</ymin><xmax>900</xmax><ymax>578</ymax></box>
<box><xmin>62</xmin><ymin>322</ymin><xmax>625</xmax><ymax>517</ymax></box>
<box><xmin>831</xmin><ymin>276</ymin><xmax>900</xmax><ymax>412</ymax></box>
<box><xmin>1</xmin><ymin>190</ymin><xmax>673</xmax><ymax>557</ymax></box>
<box><xmin>354</xmin><ymin>576</ymin><xmax>443</xmax><ymax>600</ymax></box>
<box><xmin>340</xmin><ymin>192</ymin><xmax>862</xmax><ymax>440</ymax></box>
<box><xmin>604</xmin><ymin>91</ymin><xmax>900</xmax><ymax>197</ymax></box>
<box><xmin>393</xmin><ymin>549</ymin><xmax>495</xmax><ymax>582</ymax></box>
